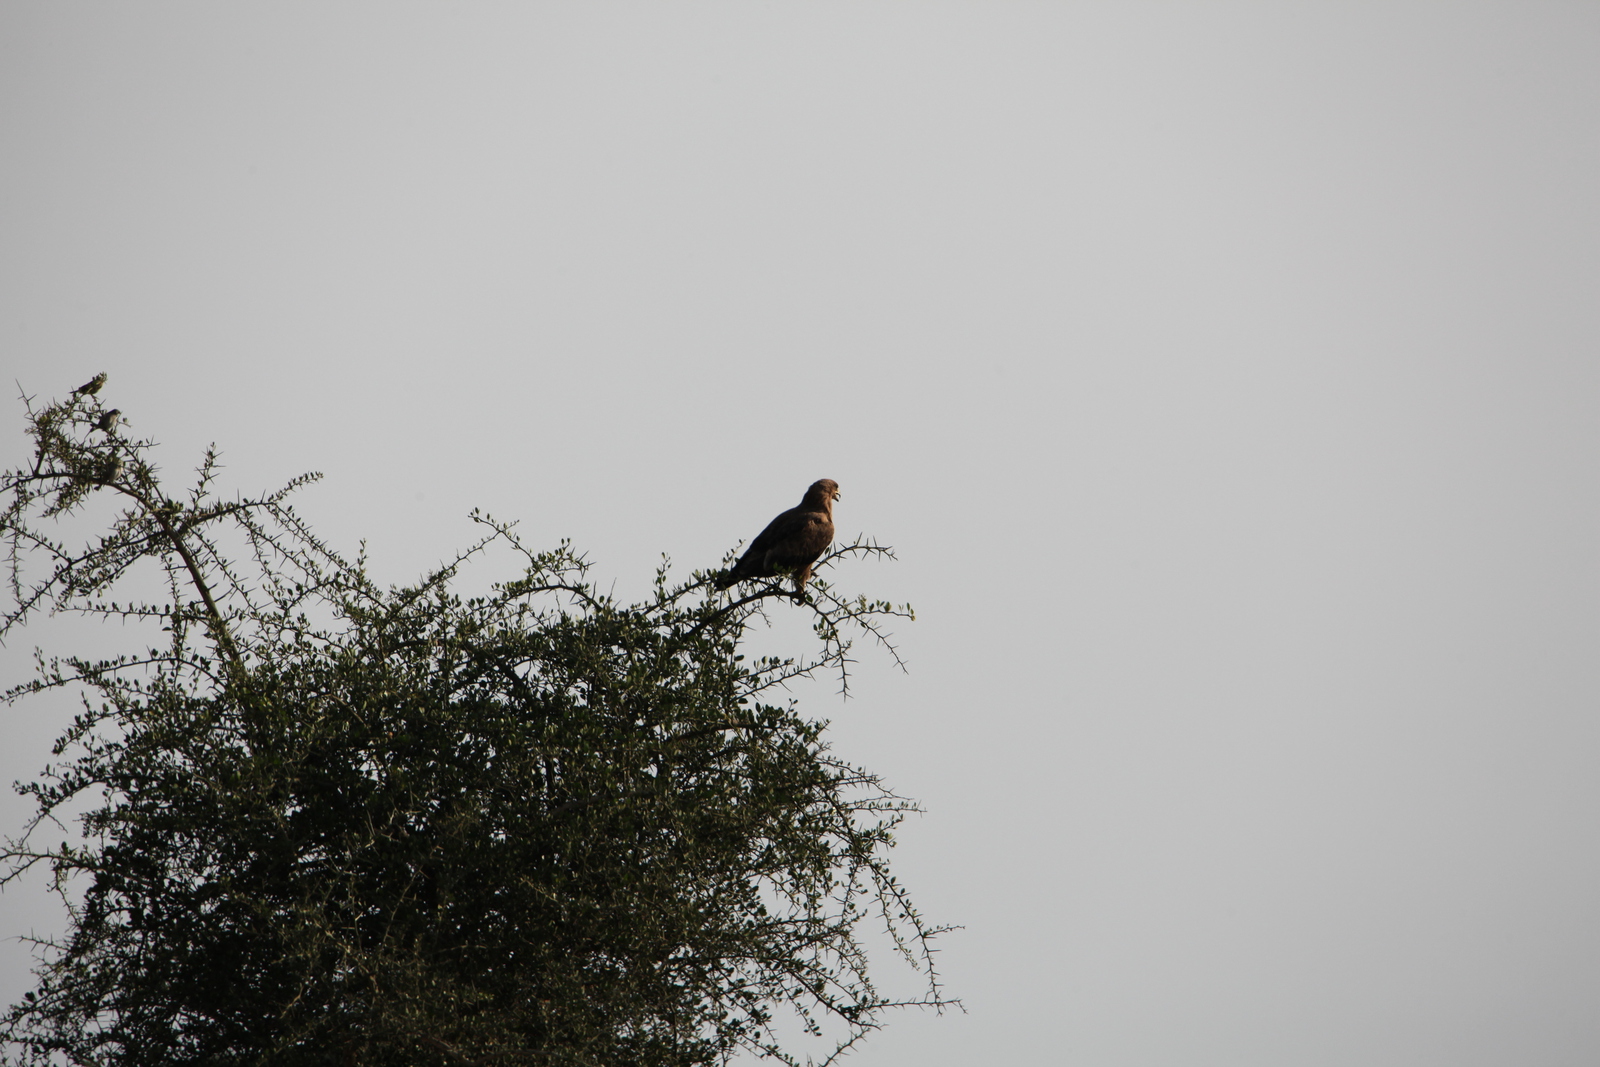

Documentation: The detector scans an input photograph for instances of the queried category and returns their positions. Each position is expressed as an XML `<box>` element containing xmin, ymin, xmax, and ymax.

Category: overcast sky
<box><xmin>2</xmin><ymin>4</ymin><xmax>1598</xmax><ymax>1064</ymax></box>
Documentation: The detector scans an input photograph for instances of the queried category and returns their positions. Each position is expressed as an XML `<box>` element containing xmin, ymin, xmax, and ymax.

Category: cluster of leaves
<box><xmin>0</xmin><ymin>382</ymin><xmax>950</xmax><ymax>1066</ymax></box>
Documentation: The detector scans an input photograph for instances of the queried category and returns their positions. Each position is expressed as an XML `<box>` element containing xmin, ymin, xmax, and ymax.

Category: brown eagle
<box><xmin>716</xmin><ymin>479</ymin><xmax>840</xmax><ymax>596</ymax></box>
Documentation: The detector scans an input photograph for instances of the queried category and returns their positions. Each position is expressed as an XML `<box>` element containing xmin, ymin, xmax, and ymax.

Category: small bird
<box><xmin>95</xmin><ymin>409</ymin><xmax>121</xmax><ymax>432</ymax></box>
<box><xmin>74</xmin><ymin>374</ymin><xmax>107</xmax><ymax>397</ymax></box>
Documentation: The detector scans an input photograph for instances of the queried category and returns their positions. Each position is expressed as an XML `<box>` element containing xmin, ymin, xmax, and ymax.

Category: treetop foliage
<box><xmin>0</xmin><ymin>380</ymin><xmax>952</xmax><ymax>1066</ymax></box>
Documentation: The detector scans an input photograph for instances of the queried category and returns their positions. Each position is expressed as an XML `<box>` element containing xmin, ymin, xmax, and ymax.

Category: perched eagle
<box><xmin>716</xmin><ymin>479</ymin><xmax>840</xmax><ymax>596</ymax></box>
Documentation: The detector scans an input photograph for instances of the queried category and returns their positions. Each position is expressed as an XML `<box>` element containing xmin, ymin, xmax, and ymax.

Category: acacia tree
<box><xmin>0</xmin><ymin>381</ymin><xmax>950</xmax><ymax>1067</ymax></box>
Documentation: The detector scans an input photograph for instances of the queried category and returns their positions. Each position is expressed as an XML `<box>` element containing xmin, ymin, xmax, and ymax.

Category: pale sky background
<box><xmin>2</xmin><ymin>3</ymin><xmax>1598</xmax><ymax>1064</ymax></box>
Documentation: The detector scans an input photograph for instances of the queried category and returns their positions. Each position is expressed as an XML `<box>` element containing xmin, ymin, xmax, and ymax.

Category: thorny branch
<box><xmin>0</xmin><ymin>378</ymin><xmax>953</xmax><ymax>1067</ymax></box>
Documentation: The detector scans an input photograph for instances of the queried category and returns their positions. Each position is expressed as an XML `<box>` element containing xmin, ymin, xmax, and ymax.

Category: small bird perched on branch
<box><xmin>95</xmin><ymin>409</ymin><xmax>121</xmax><ymax>433</ymax></box>
<box><xmin>717</xmin><ymin>479</ymin><xmax>840</xmax><ymax>599</ymax></box>
<box><xmin>74</xmin><ymin>374</ymin><xmax>107</xmax><ymax>397</ymax></box>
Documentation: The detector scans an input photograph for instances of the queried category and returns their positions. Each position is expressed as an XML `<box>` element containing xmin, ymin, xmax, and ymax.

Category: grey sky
<box><xmin>3</xmin><ymin>4</ymin><xmax>1598</xmax><ymax>1064</ymax></box>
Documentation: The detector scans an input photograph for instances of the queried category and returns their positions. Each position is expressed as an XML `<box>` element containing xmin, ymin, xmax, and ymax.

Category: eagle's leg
<box><xmin>791</xmin><ymin>564</ymin><xmax>814</xmax><ymax>602</ymax></box>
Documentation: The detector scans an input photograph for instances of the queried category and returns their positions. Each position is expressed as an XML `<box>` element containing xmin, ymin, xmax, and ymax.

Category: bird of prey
<box><xmin>716</xmin><ymin>479</ymin><xmax>840</xmax><ymax>597</ymax></box>
<box><xmin>95</xmin><ymin>409</ymin><xmax>121</xmax><ymax>432</ymax></box>
<box><xmin>74</xmin><ymin>374</ymin><xmax>107</xmax><ymax>397</ymax></box>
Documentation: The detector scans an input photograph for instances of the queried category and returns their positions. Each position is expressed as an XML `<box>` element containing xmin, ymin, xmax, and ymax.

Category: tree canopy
<box><xmin>0</xmin><ymin>381</ymin><xmax>951</xmax><ymax>1066</ymax></box>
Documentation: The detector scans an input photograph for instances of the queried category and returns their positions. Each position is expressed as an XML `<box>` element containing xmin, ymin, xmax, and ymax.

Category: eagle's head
<box><xmin>805</xmin><ymin>479</ymin><xmax>840</xmax><ymax>512</ymax></box>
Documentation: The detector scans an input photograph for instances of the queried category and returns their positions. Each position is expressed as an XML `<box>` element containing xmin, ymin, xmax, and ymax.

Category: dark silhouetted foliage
<box><xmin>1</xmin><ymin>381</ymin><xmax>950</xmax><ymax>1066</ymax></box>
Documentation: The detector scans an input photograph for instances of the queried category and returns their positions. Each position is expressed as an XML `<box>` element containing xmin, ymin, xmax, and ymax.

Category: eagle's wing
<box><xmin>743</xmin><ymin>508</ymin><xmax>802</xmax><ymax>565</ymax></box>
<box><xmin>721</xmin><ymin>507</ymin><xmax>801</xmax><ymax>583</ymax></box>
<box><xmin>728</xmin><ymin>509</ymin><xmax>832</xmax><ymax>585</ymax></box>
<box><xmin>762</xmin><ymin>512</ymin><xmax>832</xmax><ymax>570</ymax></box>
